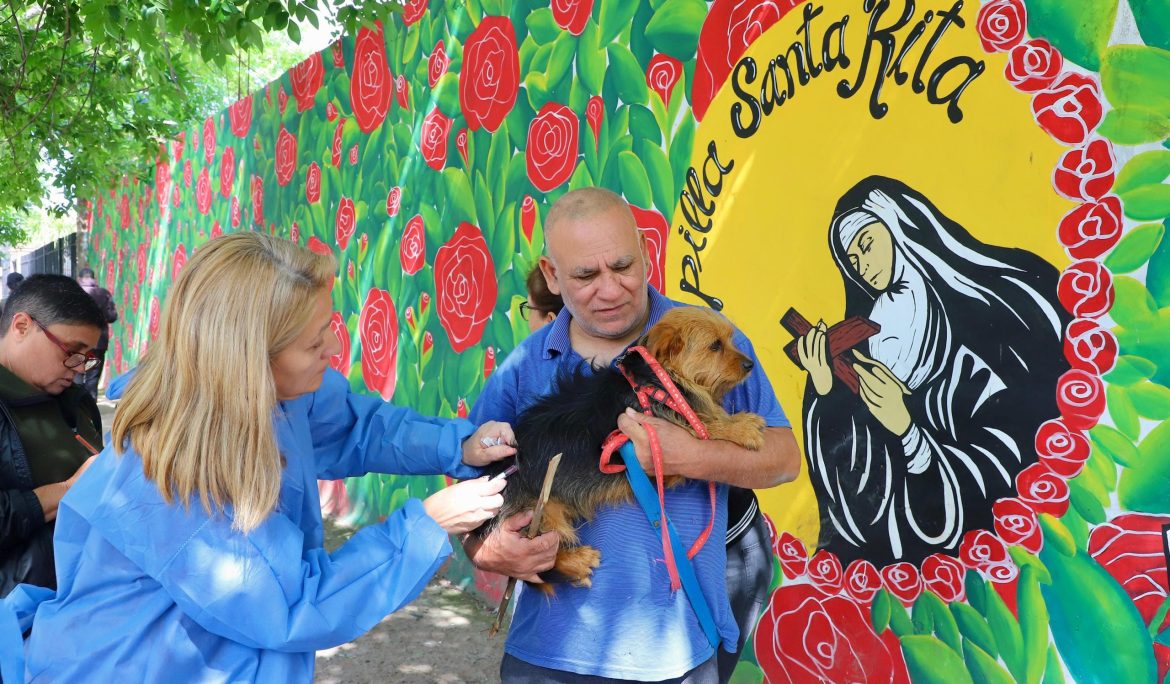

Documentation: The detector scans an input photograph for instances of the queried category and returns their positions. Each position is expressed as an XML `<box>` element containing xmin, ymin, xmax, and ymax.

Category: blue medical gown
<box><xmin>12</xmin><ymin>369</ymin><xmax>480</xmax><ymax>682</ymax></box>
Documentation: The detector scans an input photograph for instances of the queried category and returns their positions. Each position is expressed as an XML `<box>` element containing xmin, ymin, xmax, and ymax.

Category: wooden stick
<box><xmin>489</xmin><ymin>453</ymin><xmax>561</xmax><ymax>637</ymax></box>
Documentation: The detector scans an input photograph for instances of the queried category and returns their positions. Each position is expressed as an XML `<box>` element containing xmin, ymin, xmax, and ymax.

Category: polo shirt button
<box><xmin>653</xmin><ymin>520</ymin><xmax>661</xmax><ymax>528</ymax></box>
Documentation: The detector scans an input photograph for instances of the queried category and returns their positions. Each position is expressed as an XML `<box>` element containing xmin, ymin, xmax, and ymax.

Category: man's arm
<box><xmin>616</xmin><ymin>410</ymin><xmax>801</xmax><ymax>489</ymax></box>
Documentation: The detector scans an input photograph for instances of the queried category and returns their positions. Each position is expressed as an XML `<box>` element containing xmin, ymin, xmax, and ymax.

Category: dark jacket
<box><xmin>79</xmin><ymin>276</ymin><xmax>117</xmax><ymax>351</ymax></box>
<box><xmin>0</xmin><ymin>375</ymin><xmax>102</xmax><ymax>596</ymax></box>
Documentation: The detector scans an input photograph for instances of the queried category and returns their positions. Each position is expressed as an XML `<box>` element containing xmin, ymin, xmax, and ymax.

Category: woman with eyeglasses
<box><xmin>0</xmin><ymin>274</ymin><xmax>106</xmax><ymax>598</ymax></box>
<box><xmin>1</xmin><ymin>234</ymin><xmax>514</xmax><ymax>682</ymax></box>
<box><xmin>521</xmin><ymin>264</ymin><xmax>563</xmax><ymax>333</ymax></box>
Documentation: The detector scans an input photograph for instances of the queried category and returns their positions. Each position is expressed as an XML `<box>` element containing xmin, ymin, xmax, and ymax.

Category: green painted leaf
<box><xmin>1008</xmin><ymin>547</ymin><xmax>1053</xmax><ymax>586</ymax></box>
<box><xmin>546</xmin><ymin>31</ymin><xmax>578</xmax><ymax>90</ymax></box>
<box><xmin>435</xmin><ymin>72</ymin><xmax>461</xmax><ymax>118</ymax></box>
<box><xmin>1115</xmin><ymin>150</ymin><xmax>1170</xmax><ymax>195</ymax></box>
<box><xmin>1130</xmin><ymin>380</ymin><xmax>1170</xmax><ymax>419</ymax></box>
<box><xmin>628</xmin><ymin>104</ymin><xmax>663</xmax><ymax>146</ymax></box>
<box><xmin>1121</xmin><ymin>420</ymin><xmax>1170</xmax><ymax>511</ymax></box>
<box><xmin>984</xmin><ymin>581</ymin><xmax>1025</xmax><ymax>683</ymax></box>
<box><xmin>1122</xmin><ymin>184</ymin><xmax>1170</xmax><ymax>222</ymax></box>
<box><xmin>599</xmin><ymin>0</ymin><xmax>639</xmax><ymax>45</ymax></box>
<box><xmin>1111</xmin><ymin>276</ymin><xmax>1158</xmax><ymax>327</ymax></box>
<box><xmin>644</xmin><ymin>0</ymin><xmax>706</xmax><ymax>61</ymax></box>
<box><xmin>1043</xmin><ymin>643</ymin><xmax>1067</xmax><ymax>684</ymax></box>
<box><xmin>872</xmin><ymin>588</ymin><xmax>892</xmax><ymax>633</ymax></box>
<box><xmin>568</xmin><ymin>159</ymin><xmax>594</xmax><ymax>192</ymax></box>
<box><xmin>617</xmin><ymin>150</ymin><xmax>653</xmax><ymax>208</ymax></box>
<box><xmin>635</xmin><ymin>139</ymin><xmax>675</xmax><ymax>220</ymax></box>
<box><xmin>962</xmin><ymin>638</ymin><xmax>1015</xmax><ymax>684</ymax></box>
<box><xmin>912</xmin><ymin>595</ymin><xmax>936</xmax><ymax>635</ymax></box>
<box><xmin>1107</xmin><ymin>384</ymin><xmax>1141</xmax><ymax>440</ymax></box>
<box><xmin>965</xmin><ymin>570</ymin><xmax>987</xmax><ymax>614</ymax></box>
<box><xmin>1026</xmin><ymin>0</ymin><xmax>1118</xmax><ymax>70</ymax></box>
<box><xmin>1106</xmin><ymin>355</ymin><xmax>1159</xmax><ymax>386</ymax></box>
<box><xmin>669</xmin><ymin>114</ymin><xmax>696</xmax><ymax>202</ymax></box>
<box><xmin>889</xmin><ymin>594</ymin><xmax>915</xmax><ymax>637</ymax></box>
<box><xmin>441</xmin><ymin>167</ymin><xmax>477</xmax><ymax>225</ymax></box>
<box><xmin>1039</xmin><ymin>513</ymin><xmax>1077</xmax><ymax>557</ymax></box>
<box><xmin>607</xmin><ymin>43</ymin><xmax>649</xmax><ymax>105</ymax></box>
<box><xmin>1070</xmin><ymin>478</ymin><xmax>1108</xmax><ymax>525</ymax></box>
<box><xmin>921</xmin><ymin>591</ymin><xmax>961</xmax><ymax>652</ymax></box>
<box><xmin>1039</xmin><ymin>537</ymin><xmax>1158</xmax><ymax>684</ymax></box>
<box><xmin>1102</xmin><ymin>45</ymin><xmax>1170</xmax><ymax>117</ymax></box>
<box><xmin>952</xmin><ymin>603</ymin><xmax>998</xmax><ymax>658</ymax></box>
<box><xmin>1105</xmin><ymin>223</ymin><xmax>1165</xmax><ymax>272</ymax></box>
<box><xmin>1099</xmin><ymin>108</ymin><xmax>1170</xmax><ymax>145</ymax></box>
<box><xmin>576</xmin><ymin>20</ymin><xmax>606</xmax><ymax>95</ymax></box>
<box><xmin>900</xmin><ymin>635</ymin><xmax>975</xmax><ymax>684</ymax></box>
<box><xmin>1130</xmin><ymin>0</ymin><xmax>1170</xmax><ymax>52</ymax></box>
<box><xmin>727</xmin><ymin>661</ymin><xmax>763</xmax><ymax>684</ymax></box>
<box><xmin>525</xmin><ymin>8</ymin><xmax>558</xmax><ymax>44</ymax></box>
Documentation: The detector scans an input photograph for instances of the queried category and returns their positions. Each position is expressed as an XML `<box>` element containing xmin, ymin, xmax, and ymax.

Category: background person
<box><xmin>75</xmin><ymin>267</ymin><xmax>117</xmax><ymax>399</ymax></box>
<box><xmin>5</xmin><ymin>233</ymin><xmax>515</xmax><ymax>682</ymax></box>
<box><xmin>0</xmin><ymin>274</ymin><xmax>104</xmax><ymax>596</ymax></box>
<box><xmin>521</xmin><ymin>264</ymin><xmax>563</xmax><ymax>332</ymax></box>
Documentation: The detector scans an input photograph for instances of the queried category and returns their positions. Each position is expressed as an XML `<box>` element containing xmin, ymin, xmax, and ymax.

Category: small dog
<box><xmin>476</xmin><ymin>307</ymin><xmax>766</xmax><ymax>592</ymax></box>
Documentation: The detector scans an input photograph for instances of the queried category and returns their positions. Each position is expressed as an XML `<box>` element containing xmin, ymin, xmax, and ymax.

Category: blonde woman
<box><xmin>4</xmin><ymin>233</ymin><xmax>514</xmax><ymax>682</ymax></box>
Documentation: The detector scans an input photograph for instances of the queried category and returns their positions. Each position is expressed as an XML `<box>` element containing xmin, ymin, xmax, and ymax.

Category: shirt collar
<box><xmin>541</xmin><ymin>286</ymin><xmax>670</xmax><ymax>361</ymax></box>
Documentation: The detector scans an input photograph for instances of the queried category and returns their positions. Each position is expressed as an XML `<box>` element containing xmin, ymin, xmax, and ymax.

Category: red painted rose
<box><xmin>274</xmin><ymin>127</ymin><xmax>298</xmax><ymax>187</ymax></box>
<box><xmin>396</xmin><ymin>74</ymin><xmax>409</xmax><ymax>109</ymax></box>
<box><xmin>220</xmin><ymin>146</ymin><xmax>235</xmax><ymax>197</ymax></box>
<box><xmin>1056</xmin><ymin>368</ymin><xmax>1106</xmax><ymax>431</ymax></box>
<box><xmin>881</xmin><ymin>562</ymin><xmax>922</xmax><ymax>605</ymax></box>
<box><xmin>484</xmin><ymin>347</ymin><xmax>496</xmax><ymax>379</ymax></box>
<box><xmin>754</xmin><ymin>584</ymin><xmax>910</xmax><ymax>684</ymax></box>
<box><xmin>959</xmin><ymin>529</ymin><xmax>1011</xmax><ymax>570</ymax></box>
<box><xmin>348</xmin><ymin>143</ymin><xmax>359</xmax><ymax>165</ymax></box>
<box><xmin>329</xmin><ymin>311</ymin><xmax>351</xmax><ymax>375</ymax></box>
<box><xmin>212</xmin><ymin>221</ymin><xmax>223</xmax><ymax>239</ymax></box>
<box><xmin>422</xmin><ymin>330</ymin><xmax>434</xmax><ymax>354</ymax></box>
<box><xmin>196</xmin><ymin>167</ymin><xmax>212</xmax><ymax>215</ymax></box>
<box><xmin>774</xmin><ymin>531</ymin><xmax>808</xmax><ymax>580</ymax></box>
<box><xmin>403</xmin><ymin>0</ymin><xmax>427</xmax><ymax>25</ymax></box>
<box><xmin>526</xmin><ymin>102</ymin><xmax>579</xmax><ymax>192</ymax></box>
<box><xmin>456</xmin><ymin>128</ymin><xmax>469</xmax><ymax>166</ymax></box>
<box><xmin>920</xmin><ymin>554</ymin><xmax>966</xmax><ymax>603</ymax></box>
<box><xmin>173</xmin><ymin>244</ymin><xmax>187</xmax><ymax>281</ymax></box>
<box><xmin>1054</xmin><ymin>139</ymin><xmax>1115</xmax><ymax>202</ymax></box>
<box><xmin>1058</xmin><ymin>196</ymin><xmax>1123</xmax><ymax>260</ymax></box>
<box><xmin>290</xmin><ymin>53</ymin><xmax>324</xmax><ymax>113</ymax></box>
<box><xmin>1064</xmin><ymin>317</ymin><xmax>1118</xmax><ymax>375</ymax></box>
<box><xmin>155</xmin><ymin>158</ymin><xmax>171</xmax><ymax>209</ymax></box>
<box><xmin>336</xmin><ymin>196</ymin><xmax>356</xmax><ymax>250</ymax></box>
<box><xmin>460</xmin><ymin>17</ymin><xmax>520</xmax><ymax>133</ymax></box>
<box><xmin>277</xmin><ymin>87</ymin><xmax>289</xmax><ymax>114</ymax></box>
<box><xmin>183</xmin><ymin>160</ymin><xmax>192</xmax><ymax>188</ymax></box>
<box><xmin>290</xmin><ymin>222</ymin><xmax>300</xmax><ymax>244</ymax></box>
<box><xmin>428</xmin><ymin>40</ymin><xmax>449</xmax><ymax>88</ymax></box>
<box><xmin>401</xmin><ymin>214</ymin><xmax>425</xmax><ymax>275</ymax></box>
<box><xmin>807</xmin><ymin>550</ymin><xmax>844</xmax><ymax>594</ymax></box>
<box><xmin>386</xmin><ymin>186</ymin><xmax>402</xmax><ymax>217</ymax></box>
<box><xmin>1032</xmin><ymin>73</ymin><xmax>1104</xmax><ymax>146</ymax></box>
<box><xmin>1035</xmin><ymin>417</ymin><xmax>1091</xmax><ymax>479</ymax></box>
<box><xmin>420</xmin><ymin>108</ymin><xmax>452</xmax><ymax>170</ymax></box>
<box><xmin>646</xmin><ymin>54</ymin><xmax>684</xmax><ymax>107</ymax></box>
<box><xmin>692</xmin><ymin>0</ymin><xmax>803</xmax><ymax>121</ymax></box>
<box><xmin>551</xmin><ymin>0</ymin><xmax>593</xmax><ymax>35</ymax></box>
<box><xmin>521</xmin><ymin>195</ymin><xmax>536</xmax><ymax>244</ymax></box>
<box><xmin>585</xmin><ymin>95</ymin><xmax>604</xmax><ymax>149</ymax></box>
<box><xmin>1089</xmin><ymin>513</ymin><xmax>1170</xmax><ymax>679</ymax></box>
<box><xmin>1016</xmin><ymin>463</ymin><xmax>1071</xmax><ymax>517</ymax></box>
<box><xmin>843</xmin><ymin>559</ymin><xmax>882</xmax><ymax>604</ymax></box>
<box><xmin>359</xmin><ymin>288</ymin><xmax>399</xmax><ymax>400</ymax></box>
<box><xmin>350</xmin><ymin>22</ymin><xmax>393</xmax><ymax>134</ymax></box>
<box><xmin>327</xmin><ymin>102</ymin><xmax>338</xmax><ymax>121</ymax></box>
<box><xmin>149</xmin><ymin>296</ymin><xmax>160</xmax><ymax>340</ymax></box>
<box><xmin>434</xmin><ymin>222</ymin><xmax>498</xmax><ymax>353</ymax></box>
<box><xmin>1057</xmin><ymin>260</ymin><xmax>1114</xmax><ymax>319</ymax></box>
<box><xmin>306</xmin><ymin>162</ymin><xmax>321</xmax><ymax>204</ymax></box>
<box><xmin>307</xmin><ymin>236</ymin><xmax>332</xmax><ymax>255</ymax></box>
<box><xmin>228</xmin><ymin>96</ymin><xmax>252</xmax><ymax>137</ymax></box>
<box><xmin>250</xmin><ymin>175</ymin><xmax>264</xmax><ymax>226</ymax></box>
<box><xmin>630</xmin><ymin>205</ymin><xmax>668</xmax><ymax>292</ymax></box>
<box><xmin>202</xmin><ymin>117</ymin><xmax>216</xmax><ymax>163</ymax></box>
<box><xmin>1005</xmin><ymin>39</ymin><xmax>1063</xmax><ymax>92</ymax></box>
<box><xmin>332</xmin><ymin>118</ymin><xmax>345</xmax><ymax>167</ymax></box>
<box><xmin>976</xmin><ymin>0</ymin><xmax>1026</xmax><ymax>52</ymax></box>
<box><xmin>457</xmin><ymin>398</ymin><xmax>468</xmax><ymax>418</ymax></box>
<box><xmin>993</xmin><ymin>498</ymin><xmax>1043</xmax><ymax>553</ymax></box>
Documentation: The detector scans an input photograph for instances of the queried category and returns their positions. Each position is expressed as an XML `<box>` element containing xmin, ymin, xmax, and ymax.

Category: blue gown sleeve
<box><xmin>304</xmin><ymin>370</ymin><xmax>480</xmax><ymax>481</ymax></box>
<box><xmin>120</xmin><ymin>497</ymin><xmax>452</xmax><ymax>652</ymax></box>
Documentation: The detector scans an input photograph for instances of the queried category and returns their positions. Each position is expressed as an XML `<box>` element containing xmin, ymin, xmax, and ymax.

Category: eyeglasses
<box><xmin>519</xmin><ymin>301</ymin><xmax>541</xmax><ymax>321</ymax></box>
<box><xmin>30</xmin><ymin>317</ymin><xmax>99</xmax><ymax>372</ymax></box>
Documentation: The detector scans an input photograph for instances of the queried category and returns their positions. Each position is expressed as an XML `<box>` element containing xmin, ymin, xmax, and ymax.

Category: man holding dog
<box><xmin>467</xmin><ymin>187</ymin><xmax>801</xmax><ymax>683</ymax></box>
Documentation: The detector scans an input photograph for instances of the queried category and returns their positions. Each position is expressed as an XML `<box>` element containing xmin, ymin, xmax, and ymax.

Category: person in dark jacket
<box><xmin>0</xmin><ymin>272</ymin><xmax>23</xmax><ymax>313</ymax></box>
<box><xmin>0</xmin><ymin>274</ymin><xmax>106</xmax><ymax>596</ymax></box>
<box><xmin>75</xmin><ymin>267</ymin><xmax>117</xmax><ymax>400</ymax></box>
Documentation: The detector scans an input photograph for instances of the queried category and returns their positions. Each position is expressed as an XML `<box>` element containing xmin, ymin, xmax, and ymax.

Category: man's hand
<box><xmin>463</xmin><ymin>510</ymin><xmax>559</xmax><ymax>582</ymax></box>
<box><xmin>616</xmin><ymin>408</ymin><xmax>696</xmax><ymax>477</ymax></box>
<box><xmin>462</xmin><ymin>421</ymin><xmax>517</xmax><ymax>467</ymax></box>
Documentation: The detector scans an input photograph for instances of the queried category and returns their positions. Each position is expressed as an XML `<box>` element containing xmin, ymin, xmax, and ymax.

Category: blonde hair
<box><xmin>112</xmin><ymin>233</ymin><xmax>336</xmax><ymax>532</ymax></box>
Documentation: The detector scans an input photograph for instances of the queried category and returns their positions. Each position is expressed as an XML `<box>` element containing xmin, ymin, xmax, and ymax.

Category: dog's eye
<box><xmin>708</xmin><ymin>339</ymin><xmax>722</xmax><ymax>352</ymax></box>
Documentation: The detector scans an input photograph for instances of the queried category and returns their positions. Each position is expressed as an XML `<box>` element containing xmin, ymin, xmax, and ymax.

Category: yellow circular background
<box><xmin>665</xmin><ymin>0</ymin><xmax>1075</xmax><ymax>549</ymax></box>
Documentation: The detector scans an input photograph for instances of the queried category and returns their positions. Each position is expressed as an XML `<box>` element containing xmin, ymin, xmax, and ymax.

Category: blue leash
<box><xmin>619</xmin><ymin>442</ymin><xmax>722</xmax><ymax>650</ymax></box>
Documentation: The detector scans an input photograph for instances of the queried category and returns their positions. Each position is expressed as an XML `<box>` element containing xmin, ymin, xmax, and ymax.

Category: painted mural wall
<box><xmin>83</xmin><ymin>0</ymin><xmax>1170</xmax><ymax>681</ymax></box>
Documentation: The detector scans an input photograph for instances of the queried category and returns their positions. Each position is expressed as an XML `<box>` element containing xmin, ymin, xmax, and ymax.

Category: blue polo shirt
<box><xmin>470</xmin><ymin>288</ymin><xmax>788</xmax><ymax>681</ymax></box>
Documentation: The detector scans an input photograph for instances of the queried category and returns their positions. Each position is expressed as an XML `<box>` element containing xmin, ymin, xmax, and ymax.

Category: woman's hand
<box><xmin>423</xmin><ymin>476</ymin><xmax>506</xmax><ymax>535</ymax></box>
<box><xmin>797</xmin><ymin>321</ymin><xmax>834</xmax><ymax>396</ymax></box>
<box><xmin>853</xmin><ymin>350</ymin><xmax>911</xmax><ymax>435</ymax></box>
<box><xmin>462</xmin><ymin>421</ymin><xmax>517</xmax><ymax>467</ymax></box>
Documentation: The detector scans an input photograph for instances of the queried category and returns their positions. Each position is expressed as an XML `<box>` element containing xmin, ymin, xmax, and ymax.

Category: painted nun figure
<box><xmin>796</xmin><ymin>176</ymin><xmax>1070</xmax><ymax>566</ymax></box>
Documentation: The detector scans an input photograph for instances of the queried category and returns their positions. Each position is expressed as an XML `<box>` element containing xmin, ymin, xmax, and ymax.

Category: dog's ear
<box><xmin>644</xmin><ymin>318</ymin><xmax>684</xmax><ymax>365</ymax></box>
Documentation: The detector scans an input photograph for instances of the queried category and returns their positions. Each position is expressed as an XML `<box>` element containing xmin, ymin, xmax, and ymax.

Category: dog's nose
<box><xmin>742</xmin><ymin>358</ymin><xmax>754</xmax><ymax>372</ymax></box>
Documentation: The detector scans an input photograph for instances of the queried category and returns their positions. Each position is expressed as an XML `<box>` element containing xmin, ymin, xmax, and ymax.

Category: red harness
<box><xmin>598</xmin><ymin>345</ymin><xmax>717</xmax><ymax>591</ymax></box>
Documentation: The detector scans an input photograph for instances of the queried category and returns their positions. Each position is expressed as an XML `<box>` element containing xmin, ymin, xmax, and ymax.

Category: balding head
<box><xmin>544</xmin><ymin>187</ymin><xmax>635</xmax><ymax>247</ymax></box>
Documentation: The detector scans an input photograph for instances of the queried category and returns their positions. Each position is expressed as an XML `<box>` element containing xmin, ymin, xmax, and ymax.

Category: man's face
<box><xmin>6</xmin><ymin>314</ymin><xmax>101</xmax><ymax>395</ymax></box>
<box><xmin>540</xmin><ymin>205</ymin><xmax>650</xmax><ymax>341</ymax></box>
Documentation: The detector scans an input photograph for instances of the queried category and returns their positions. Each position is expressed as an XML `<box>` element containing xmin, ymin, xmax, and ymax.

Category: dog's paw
<box><xmin>709</xmin><ymin>412</ymin><xmax>766</xmax><ymax>450</ymax></box>
<box><xmin>557</xmin><ymin>545</ymin><xmax>602</xmax><ymax>588</ymax></box>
